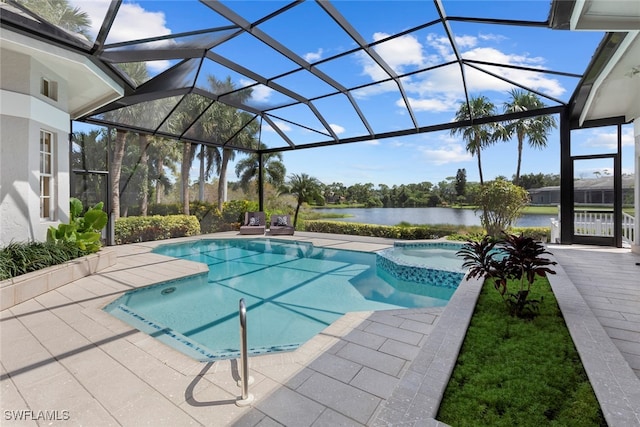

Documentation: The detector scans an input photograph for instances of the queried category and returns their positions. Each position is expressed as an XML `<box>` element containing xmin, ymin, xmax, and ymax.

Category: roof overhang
<box><xmin>0</xmin><ymin>28</ymin><xmax>124</xmax><ymax>119</ymax></box>
<box><xmin>553</xmin><ymin>0</ymin><xmax>640</xmax><ymax>126</ymax></box>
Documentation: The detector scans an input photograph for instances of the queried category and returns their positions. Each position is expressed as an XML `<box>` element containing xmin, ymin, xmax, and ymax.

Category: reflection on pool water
<box><xmin>104</xmin><ymin>238</ymin><xmax>465</xmax><ymax>361</ymax></box>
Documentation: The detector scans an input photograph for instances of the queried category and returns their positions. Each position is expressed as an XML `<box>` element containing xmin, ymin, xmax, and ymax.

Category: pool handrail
<box><xmin>236</xmin><ymin>298</ymin><xmax>254</xmax><ymax>406</ymax></box>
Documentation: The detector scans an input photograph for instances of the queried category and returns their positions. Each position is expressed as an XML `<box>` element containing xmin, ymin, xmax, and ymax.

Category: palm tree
<box><xmin>204</xmin><ymin>76</ymin><xmax>258</xmax><ymax>210</ymax></box>
<box><xmin>105</xmin><ymin>62</ymin><xmax>148</xmax><ymax>219</ymax></box>
<box><xmin>147</xmin><ymin>137</ymin><xmax>180</xmax><ymax>205</ymax></box>
<box><xmin>503</xmin><ymin>89</ymin><xmax>557</xmax><ymax>185</ymax></box>
<box><xmin>235</xmin><ymin>145</ymin><xmax>286</xmax><ymax>193</ymax></box>
<box><xmin>450</xmin><ymin>96</ymin><xmax>499</xmax><ymax>185</ymax></box>
<box><xmin>21</xmin><ymin>0</ymin><xmax>91</xmax><ymax>39</ymax></box>
<box><xmin>197</xmin><ymin>144</ymin><xmax>220</xmax><ymax>201</ymax></box>
<box><xmin>167</xmin><ymin>94</ymin><xmax>209</xmax><ymax>215</ymax></box>
<box><xmin>283</xmin><ymin>173</ymin><xmax>324</xmax><ymax>228</ymax></box>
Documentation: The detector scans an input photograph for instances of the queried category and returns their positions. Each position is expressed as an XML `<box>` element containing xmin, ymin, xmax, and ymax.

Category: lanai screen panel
<box><xmin>2</xmin><ymin>0</ymin><xmax>604</xmax><ymax>152</ymax></box>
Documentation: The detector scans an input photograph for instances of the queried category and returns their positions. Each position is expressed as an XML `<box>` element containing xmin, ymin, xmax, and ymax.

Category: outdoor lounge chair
<box><xmin>239</xmin><ymin>211</ymin><xmax>266</xmax><ymax>235</ymax></box>
<box><xmin>269</xmin><ymin>214</ymin><xmax>295</xmax><ymax>235</ymax></box>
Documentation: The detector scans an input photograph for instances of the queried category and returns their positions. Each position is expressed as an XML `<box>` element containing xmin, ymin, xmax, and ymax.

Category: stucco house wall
<box><xmin>0</xmin><ymin>29</ymin><xmax>122</xmax><ymax>247</ymax></box>
<box><xmin>1</xmin><ymin>50</ymin><xmax>71</xmax><ymax>244</ymax></box>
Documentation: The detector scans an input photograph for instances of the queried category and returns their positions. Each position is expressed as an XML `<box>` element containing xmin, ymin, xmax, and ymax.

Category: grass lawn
<box><xmin>436</xmin><ymin>276</ymin><xmax>606</xmax><ymax>427</ymax></box>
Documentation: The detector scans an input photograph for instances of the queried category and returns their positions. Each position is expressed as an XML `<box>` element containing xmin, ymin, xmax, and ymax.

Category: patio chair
<box><xmin>269</xmin><ymin>214</ymin><xmax>294</xmax><ymax>235</ymax></box>
<box><xmin>239</xmin><ymin>212</ymin><xmax>266</xmax><ymax>235</ymax></box>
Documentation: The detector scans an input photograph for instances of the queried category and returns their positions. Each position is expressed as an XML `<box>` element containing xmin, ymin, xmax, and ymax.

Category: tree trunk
<box><xmin>293</xmin><ymin>202</ymin><xmax>301</xmax><ymax>229</ymax></box>
<box><xmin>476</xmin><ymin>146</ymin><xmax>484</xmax><ymax>186</ymax></box>
<box><xmin>110</xmin><ymin>129</ymin><xmax>127</xmax><ymax>220</ymax></box>
<box><xmin>138</xmin><ymin>134</ymin><xmax>149</xmax><ymax>216</ymax></box>
<box><xmin>515</xmin><ymin>137</ymin><xmax>523</xmax><ymax>186</ymax></box>
<box><xmin>217</xmin><ymin>148</ymin><xmax>231</xmax><ymax>211</ymax></box>
<box><xmin>156</xmin><ymin>156</ymin><xmax>164</xmax><ymax>205</ymax></box>
<box><xmin>181</xmin><ymin>143</ymin><xmax>192</xmax><ymax>215</ymax></box>
<box><xmin>199</xmin><ymin>144</ymin><xmax>205</xmax><ymax>201</ymax></box>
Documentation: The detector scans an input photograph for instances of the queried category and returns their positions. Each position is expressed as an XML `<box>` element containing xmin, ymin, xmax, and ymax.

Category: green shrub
<box><xmin>189</xmin><ymin>201</ymin><xmax>222</xmax><ymax>233</ymax></box>
<box><xmin>115</xmin><ymin>215</ymin><xmax>200</xmax><ymax>244</ymax></box>
<box><xmin>448</xmin><ymin>227</ymin><xmax>551</xmax><ymax>243</ymax></box>
<box><xmin>476</xmin><ymin>179</ymin><xmax>529</xmax><ymax>237</ymax></box>
<box><xmin>511</xmin><ymin>226</ymin><xmax>551</xmax><ymax>242</ymax></box>
<box><xmin>221</xmin><ymin>200</ymin><xmax>259</xmax><ymax>224</ymax></box>
<box><xmin>0</xmin><ymin>241</ymin><xmax>88</xmax><ymax>281</ymax></box>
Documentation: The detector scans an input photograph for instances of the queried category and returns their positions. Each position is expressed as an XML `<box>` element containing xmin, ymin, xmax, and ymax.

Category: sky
<box><xmin>70</xmin><ymin>0</ymin><xmax>636</xmax><ymax>187</ymax></box>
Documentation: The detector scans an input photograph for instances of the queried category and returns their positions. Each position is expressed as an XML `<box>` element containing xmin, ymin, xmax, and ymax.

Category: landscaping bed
<box><xmin>436</xmin><ymin>276</ymin><xmax>606</xmax><ymax>426</ymax></box>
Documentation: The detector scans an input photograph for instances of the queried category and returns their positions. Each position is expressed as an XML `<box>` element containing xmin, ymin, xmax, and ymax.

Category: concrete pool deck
<box><xmin>1</xmin><ymin>232</ymin><xmax>639</xmax><ymax>426</ymax></box>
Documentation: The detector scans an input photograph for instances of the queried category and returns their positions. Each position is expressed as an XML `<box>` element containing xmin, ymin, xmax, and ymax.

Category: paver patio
<box><xmin>1</xmin><ymin>232</ymin><xmax>639</xmax><ymax>426</ymax></box>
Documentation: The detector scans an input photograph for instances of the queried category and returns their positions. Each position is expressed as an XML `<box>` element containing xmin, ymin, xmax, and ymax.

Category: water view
<box><xmin>317</xmin><ymin>207</ymin><xmax>553</xmax><ymax>228</ymax></box>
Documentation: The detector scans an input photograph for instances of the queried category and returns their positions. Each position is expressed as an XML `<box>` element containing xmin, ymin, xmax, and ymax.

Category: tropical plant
<box><xmin>475</xmin><ymin>178</ymin><xmax>530</xmax><ymax>237</ymax></box>
<box><xmin>503</xmin><ymin>89</ymin><xmax>557</xmax><ymax>186</ymax></box>
<box><xmin>282</xmin><ymin>173</ymin><xmax>324</xmax><ymax>228</ymax></box>
<box><xmin>19</xmin><ymin>0</ymin><xmax>91</xmax><ymax>39</ymax></box>
<box><xmin>47</xmin><ymin>198</ymin><xmax>108</xmax><ymax>253</ymax></box>
<box><xmin>457</xmin><ymin>233</ymin><xmax>557</xmax><ymax>317</ymax></box>
<box><xmin>451</xmin><ymin>96</ymin><xmax>501</xmax><ymax>185</ymax></box>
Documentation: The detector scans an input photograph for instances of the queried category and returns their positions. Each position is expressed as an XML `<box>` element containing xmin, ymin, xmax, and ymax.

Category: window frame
<box><xmin>40</xmin><ymin>129</ymin><xmax>55</xmax><ymax>221</ymax></box>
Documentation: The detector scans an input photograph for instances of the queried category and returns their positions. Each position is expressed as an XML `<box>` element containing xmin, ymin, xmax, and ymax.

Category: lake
<box><xmin>315</xmin><ymin>207</ymin><xmax>554</xmax><ymax>228</ymax></box>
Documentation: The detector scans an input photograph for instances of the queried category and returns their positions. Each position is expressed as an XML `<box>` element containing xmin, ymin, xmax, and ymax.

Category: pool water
<box><xmin>104</xmin><ymin>238</ymin><xmax>462</xmax><ymax>361</ymax></box>
<box><xmin>381</xmin><ymin>242</ymin><xmax>465</xmax><ymax>271</ymax></box>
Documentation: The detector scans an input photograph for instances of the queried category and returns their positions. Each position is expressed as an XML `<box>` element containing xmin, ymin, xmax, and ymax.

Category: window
<box><xmin>40</xmin><ymin>130</ymin><xmax>54</xmax><ymax>220</ymax></box>
<box><xmin>40</xmin><ymin>77</ymin><xmax>58</xmax><ymax>101</ymax></box>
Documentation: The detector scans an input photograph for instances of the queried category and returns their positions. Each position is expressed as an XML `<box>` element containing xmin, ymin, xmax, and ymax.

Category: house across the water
<box><xmin>529</xmin><ymin>176</ymin><xmax>635</xmax><ymax>206</ymax></box>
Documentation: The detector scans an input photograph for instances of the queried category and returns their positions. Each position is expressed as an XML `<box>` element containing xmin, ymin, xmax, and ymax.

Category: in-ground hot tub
<box><xmin>376</xmin><ymin>241</ymin><xmax>467</xmax><ymax>289</ymax></box>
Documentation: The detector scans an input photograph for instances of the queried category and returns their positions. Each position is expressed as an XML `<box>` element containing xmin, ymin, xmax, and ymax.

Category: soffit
<box><xmin>564</xmin><ymin>0</ymin><xmax>640</xmax><ymax>125</ymax></box>
<box><xmin>0</xmin><ymin>27</ymin><xmax>124</xmax><ymax>119</ymax></box>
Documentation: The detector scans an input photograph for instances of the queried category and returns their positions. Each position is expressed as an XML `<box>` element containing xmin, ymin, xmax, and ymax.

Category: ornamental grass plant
<box><xmin>0</xmin><ymin>241</ymin><xmax>88</xmax><ymax>281</ymax></box>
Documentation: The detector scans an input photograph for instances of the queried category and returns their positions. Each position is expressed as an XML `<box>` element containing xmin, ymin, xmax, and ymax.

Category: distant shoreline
<box><xmin>313</xmin><ymin>205</ymin><xmax>560</xmax><ymax>215</ymax></box>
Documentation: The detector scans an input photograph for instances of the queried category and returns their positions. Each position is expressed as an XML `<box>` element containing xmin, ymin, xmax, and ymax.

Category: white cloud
<box><xmin>71</xmin><ymin>1</ymin><xmax>173</xmax><ymax>75</ymax></box>
<box><xmin>304</xmin><ymin>48</ymin><xmax>323</xmax><ymax>63</ymax></box>
<box><xmin>249</xmin><ymin>85</ymin><xmax>274</xmax><ymax>104</ymax></box>
<box><xmin>108</xmin><ymin>3</ymin><xmax>171</xmax><ymax>43</ymax></box>
<box><xmin>360</xmin><ymin>139</ymin><xmax>380</xmax><ymax>146</ymax></box>
<box><xmin>352</xmin><ymin>32</ymin><xmax>427</xmax><ymax>97</ymax></box>
<box><xmin>582</xmin><ymin>127</ymin><xmax>634</xmax><ymax>149</ymax></box>
<box><xmin>70</xmin><ymin>0</ymin><xmax>172</xmax><ymax>43</ymax></box>
<box><xmin>355</xmin><ymin>31</ymin><xmax>568</xmax><ymax>105</ymax></box>
<box><xmin>402</xmin><ymin>96</ymin><xmax>458</xmax><ymax>113</ymax></box>
<box><xmin>417</xmin><ymin>143</ymin><xmax>472</xmax><ymax>165</ymax></box>
<box><xmin>263</xmin><ymin>120</ymin><xmax>292</xmax><ymax>133</ymax></box>
<box><xmin>478</xmin><ymin>33</ymin><xmax>507</xmax><ymax>43</ymax></box>
<box><xmin>372</xmin><ymin>32</ymin><xmax>425</xmax><ymax>73</ymax></box>
<box><xmin>330</xmin><ymin>124</ymin><xmax>345</xmax><ymax>135</ymax></box>
<box><xmin>455</xmin><ymin>35</ymin><xmax>478</xmax><ymax>49</ymax></box>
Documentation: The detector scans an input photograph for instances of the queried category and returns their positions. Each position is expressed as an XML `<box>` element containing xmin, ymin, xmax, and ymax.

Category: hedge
<box><xmin>304</xmin><ymin>220</ymin><xmax>551</xmax><ymax>242</ymax></box>
<box><xmin>303</xmin><ymin>220</ymin><xmax>472</xmax><ymax>239</ymax></box>
<box><xmin>115</xmin><ymin>215</ymin><xmax>200</xmax><ymax>244</ymax></box>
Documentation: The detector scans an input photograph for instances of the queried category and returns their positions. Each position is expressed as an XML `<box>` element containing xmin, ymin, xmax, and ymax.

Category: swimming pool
<box><xmin>104</xmin><ymin>238</ymin><xmax>463</xmax><ymax>361</ymax></box>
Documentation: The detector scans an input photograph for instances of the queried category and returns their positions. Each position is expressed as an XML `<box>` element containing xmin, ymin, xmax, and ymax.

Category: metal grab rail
<box><xmin>236</xmin><ymin>298</ymin><xmax>254</xmax><ymax>406</ymax></box>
